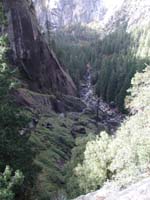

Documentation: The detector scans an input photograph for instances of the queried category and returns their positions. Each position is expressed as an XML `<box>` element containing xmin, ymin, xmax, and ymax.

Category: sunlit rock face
<box><xmin>33</xmin><ymin>0</ymin><xmax>107</xmax><ymax>29</ymax></box>
<box><xmin>105</xmin><ymin>0</ymin><xmax>150</xmax><ymax>32</ymax></box>
<box><xmin>74</xmin><ymin>177</ymin><xmax>150</xmax><ymax>200</ymax></box>
<box><xmin>33</xmin><ymin>0</ymin><xmax>150</xmax><ymax>33</ymax></box>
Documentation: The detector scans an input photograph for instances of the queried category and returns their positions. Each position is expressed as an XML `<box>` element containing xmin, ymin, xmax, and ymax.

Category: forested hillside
<box><xmin>52</xmin><ymin>19</ymin><xmax>150</xmax><ymax>110</ymax></box>
<box><xmin>93</xmin><ymin>23</ymin><xmax>150</xmax><ymax>109</ymax></box>
<box><xmin>0</xmin><ymin>0</ymin><xmax>150</xmax><ymax>200</ymax></box>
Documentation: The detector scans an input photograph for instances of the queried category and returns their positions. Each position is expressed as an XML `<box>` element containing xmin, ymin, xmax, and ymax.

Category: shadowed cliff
<box><xmin>3</xmin><ymin>0</ymin><xmax>76</xmax><ymax>96</ymax></box>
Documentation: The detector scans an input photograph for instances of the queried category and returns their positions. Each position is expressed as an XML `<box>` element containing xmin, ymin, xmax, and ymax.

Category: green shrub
<box><xmin>0</xmin><ymin>166</ymin><xmax>24</xmax><ymax>200</ymax></box>
<box><xmin>0</xmin><ymin>22</ymin><xmax>38</xmax><ymax>200</ymax></box>
<box><xmin>74</xmin><ymin>132</ymin><xmax>112</xmax><ymax>193</ymax></box>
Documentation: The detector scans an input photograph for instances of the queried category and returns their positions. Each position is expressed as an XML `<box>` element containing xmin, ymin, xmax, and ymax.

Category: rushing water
<box><xmin>80</xmin><ymin>70</ymin><xmax>124</xmax><ymax>132</ymax></box>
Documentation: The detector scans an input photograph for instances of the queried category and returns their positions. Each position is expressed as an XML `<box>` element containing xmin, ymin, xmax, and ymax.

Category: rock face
<box><xmin>3</xmin><ymin>0</ymin><xmax>76</xmax><ymax>95</ymax></box>
<box><xmin>74</xmin><ymin>177</ymin><xmax>150</xmax><ymax>200</ymax></box>
<box><xmin>33</xmin><ymin>0</ymin><xmax>107</xmax><ymax>29</ymax></box>
<box><xmin>34</xmin><ymin>0</ymin><xmax>150</xmax><ymax>33</ymax></box>
<box><xmin>105</xmin><ymin>0</ymin><xmax>150</xmax><ymax>33</ymax></box>
<box><xmin>14</xmin><ymin>88</ymin><xmax>86</xmax><ymax>114</ymax></box>
<box><xmin>33</xmin><ymin>0</ymin><xmax>150</xmax><ymax>35</ymax></box>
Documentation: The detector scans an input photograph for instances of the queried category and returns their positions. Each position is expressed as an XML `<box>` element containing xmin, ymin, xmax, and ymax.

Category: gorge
<box><xmin>0</xmin><ymin>0</ymin><xmax>150</xmax><ymax>200</ymax></box>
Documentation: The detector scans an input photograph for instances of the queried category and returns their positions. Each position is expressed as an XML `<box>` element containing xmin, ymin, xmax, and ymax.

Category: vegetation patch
<box><xmin>65</xmin><ymin>66</ymin><xmax>150</xmax><ymax>198</ymax></box>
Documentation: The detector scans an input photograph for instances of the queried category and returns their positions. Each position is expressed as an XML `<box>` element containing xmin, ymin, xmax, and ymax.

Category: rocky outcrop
<box><xmin>14</xmin><ymin>88</ymin><xmax>85</xmax><ymax>114</ymax></box>
<box><xmin>61</xmin><ymin>95</ymin><xmax>86</xmax><ymax>112</ymax></box>
<box><xmin>74</xmin><ymin>177</ymin><xmax>150</xmax><ymax>200</ymax></box>
<box><xmin>3</xmin><ymin>0</ymin><xmax>76</xmax><ymax>95</ymax></box>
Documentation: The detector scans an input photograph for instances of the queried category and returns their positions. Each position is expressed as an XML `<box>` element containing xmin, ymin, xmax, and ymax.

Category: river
<box><xmin>80</xmin><ymin>70</ymin><xmax>124</xmax><ymax>132</ymax></box>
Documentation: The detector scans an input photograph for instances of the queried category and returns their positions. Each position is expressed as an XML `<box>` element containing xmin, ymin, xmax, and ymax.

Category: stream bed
<box><xmin>80</xmin><ymin>70</ymin><xmax>125</xmax><ymax>132</ymax></box>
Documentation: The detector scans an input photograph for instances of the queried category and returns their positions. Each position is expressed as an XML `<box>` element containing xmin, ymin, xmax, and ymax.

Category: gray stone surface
<box><xmin>74</xmin><ymin>178</ymin><xmax>150</xmax><ymax>200</ymax></box>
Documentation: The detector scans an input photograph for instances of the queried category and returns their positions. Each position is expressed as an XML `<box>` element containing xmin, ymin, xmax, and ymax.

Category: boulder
<box><xmin>71</xmin><ymin>125</ymin><xmax>86</xmax><ymax>138</ymax></box>
<box><xmin>60</xmin><ymin>123</ymin><xmax>67</xmax><ymax>128</ymax></box>
<box><xmin>83</xmin><ymin>107</ymin><xmax>95</xmax><ymax>115</ymax></box>
<box><xmin>46</xmin><ymin>122</ymin><xmax>54</xmax><ymax>130</ymax></box>
<box><xmin>106</xmin><ymin>119</ymin><xmax>120</xmax><ymax>127</ymax></box>
<box><xmin>76</xmin><ymin>121</ymin><xmax>88</xmax><ymax>126</ymax></box>
<box><xmin>14</xmin><ymin>88</ymin><xmax>53</xmax><ymax>114</ymax></box>
<box><xmin>61</xmin><ymin>95</ymin><xmax>86</xmax><ymax>112</ymax></box>
<box><xmin>68</xmin><ymin>112</ymin><xmax>80</xmax><ymax>121</ymax></box>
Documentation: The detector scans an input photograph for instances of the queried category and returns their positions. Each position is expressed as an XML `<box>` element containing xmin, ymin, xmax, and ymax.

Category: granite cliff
<box><xmin>3</xmin><ymin>0</ymin><xmax>76</xmax><ymax>95</ymax></box>
<box><xmin>33</xmin><ymin>0</ymin><xmax>107</xmax><ymax>29</ymax></box>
